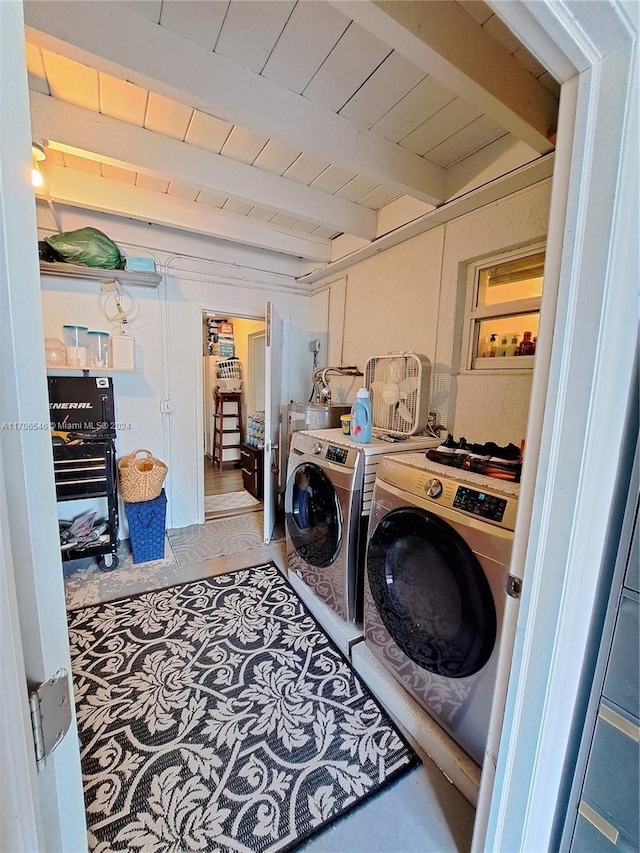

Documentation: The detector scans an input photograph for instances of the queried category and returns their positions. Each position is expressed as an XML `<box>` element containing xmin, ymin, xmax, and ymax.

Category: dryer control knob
<box><xmin>425</xmin><ymin>478</ymin><xmax>443</xmax><ymax>498</ymax></box>
<box><xmin>312</xmin><ymin>443</ymin><xmax>323</xmax><ymax>455</ymax></box>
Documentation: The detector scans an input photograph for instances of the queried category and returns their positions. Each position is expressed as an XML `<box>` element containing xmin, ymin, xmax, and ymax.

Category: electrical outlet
<box><xmin>309</xmin><ymin>339</ymin><xmax>321</xmax><ymax>353</ymax></box>
<box><xmin>428</xmin><ymin>412</ymin><xmax>437</xmax><ymax>429</ymax></box>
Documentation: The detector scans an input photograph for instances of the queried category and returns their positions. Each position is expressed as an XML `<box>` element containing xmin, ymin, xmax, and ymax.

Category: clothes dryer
<box><xmin>362</xmin><ymin>452</ymin><xmax>520</xmax><ymax>769</ymax></box>
<box><xmin>285</xmin><ymin>430</ymin><xmax>440</xmax><ymax>628</ymax></box>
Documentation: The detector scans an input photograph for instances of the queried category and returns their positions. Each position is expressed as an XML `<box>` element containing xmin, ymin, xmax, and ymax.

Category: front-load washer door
<box><xmin>285</xmin><ymin>462</ymin><xmax>342</xmax><ymax>568</ymax></box>
<box><xmin>367</xmin><ymin>507</ymin><xmax>496</xmax><ymax>679</ymax></box>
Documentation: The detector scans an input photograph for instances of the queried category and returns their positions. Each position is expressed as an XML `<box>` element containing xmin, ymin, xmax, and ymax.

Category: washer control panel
<box><xmin>453</xmin><ymin>485</ymin><xmax>507</xmax><ymax>522</ymax></box>
<box><xmin>326</xmin><ymin>445</ymin><xmax>348</xmax><ymax>464</ymax></box>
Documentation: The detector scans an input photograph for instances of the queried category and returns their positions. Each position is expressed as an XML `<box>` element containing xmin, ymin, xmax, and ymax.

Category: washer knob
<box><xmin>312</xmin><ymin>443</ymin><xmax>323</xmax><ymax>455</ymax></box>
<box><xmin>425</xmin><ymin>478</ymin><xmax>443</xmax><ymax>498</ymax></box>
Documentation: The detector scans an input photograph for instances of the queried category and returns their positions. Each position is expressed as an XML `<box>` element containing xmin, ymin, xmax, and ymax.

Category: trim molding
<box><xmin>299</xmin><ymin>154</ymin><xmax>554</xmax><ymax>285</ymax></box>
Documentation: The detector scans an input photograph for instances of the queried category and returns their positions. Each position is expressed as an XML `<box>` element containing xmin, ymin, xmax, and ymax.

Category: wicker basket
<box><xmin>118</xmin><ymin>449</ymin><xmax>168</xmax><ymax>503</ymax></box>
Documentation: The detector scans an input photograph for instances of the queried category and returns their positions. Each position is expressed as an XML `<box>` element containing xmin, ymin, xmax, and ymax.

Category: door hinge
<box><xmin>506</xmin><ymin>574</ymin><xmax>522</xmax><ymax>599</ymax></box>
<box><xmin>29</xmin><ymin>669</ymin><xmax>72</xmax><ymax>772</ymax></box>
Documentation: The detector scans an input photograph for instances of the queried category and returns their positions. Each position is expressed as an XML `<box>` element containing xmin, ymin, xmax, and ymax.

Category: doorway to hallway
<box><xmin>202</xmin><ymin>311</ymin><xmax>265</xmax><ymax>520</ymax></box>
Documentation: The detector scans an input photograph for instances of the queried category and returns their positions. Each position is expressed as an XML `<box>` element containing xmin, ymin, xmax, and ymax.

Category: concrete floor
<box><xmin>301</xmin><ymin>739</ymin><xmax>475</xmax><ymax>852</ymax></box>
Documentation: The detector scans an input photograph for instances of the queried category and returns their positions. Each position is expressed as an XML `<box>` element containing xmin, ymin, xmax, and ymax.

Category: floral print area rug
<box><xmin>67</xmin><ymin>562</ymin><xmax>418</xmax><ymax>852</ymax></box>
<box><xmin>167</xmin><ymin>512</ymin><xmax>265</xmax><ymax>566</ymax></box>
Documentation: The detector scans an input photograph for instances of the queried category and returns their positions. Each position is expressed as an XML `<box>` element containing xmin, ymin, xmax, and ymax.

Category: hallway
<box><xmin>204</xmin><ymin>453</ymin><xmax>263</xmax><ymax>519</ymax></box>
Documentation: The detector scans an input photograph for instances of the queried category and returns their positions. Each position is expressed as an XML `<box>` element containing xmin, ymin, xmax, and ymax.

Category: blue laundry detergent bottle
<box><xmin>350</xmin><ymin>387</ymin><xmax>372</xmax><ymax>443</ymax></box>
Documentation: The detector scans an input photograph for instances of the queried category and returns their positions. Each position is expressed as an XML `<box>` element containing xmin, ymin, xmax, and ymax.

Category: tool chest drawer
<box><xmin>240</xmin><ymin>443</ymin><xmax>263</xmax><ymax>500</ymax></box>
<box><xmin>53</xmin><ymin>441</ymin><xmax>115</xmax><ymax>500</ymax></box>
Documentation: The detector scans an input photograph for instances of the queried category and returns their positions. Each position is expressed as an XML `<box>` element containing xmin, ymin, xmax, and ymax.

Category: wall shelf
<box><xmin>46</xmin><ymin>367</ymin><xmax>139</xmax><ymax>375</ymax></box>
<box><xmin>39</xmin><ymin>261</ymin><xmax>161</xmax><ymax>288</ymax></box>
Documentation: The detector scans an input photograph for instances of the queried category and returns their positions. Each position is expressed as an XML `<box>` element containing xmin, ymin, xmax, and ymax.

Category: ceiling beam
<box><xmin>30</xmin><ymin>92</ymin><xmax>375</xmax><ymax>241</ymax></box>
<box><xmin>38</xmin><ymin>165</ymin><xmax>332</xmax><ymax>263</ymax></box>
<box><xmin>333</xmin><ymin>0</ymin><xmax>558</xmax><ymax>154</ymax></box>
<box><xmin>24</xmin><ymin>1</ymin><xmax>446</xmax><ymax>205</ymax></box>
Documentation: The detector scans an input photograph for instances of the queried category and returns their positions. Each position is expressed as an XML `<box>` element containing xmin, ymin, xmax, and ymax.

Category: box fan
<box><xmin>365</xmin><ymin>352</ymin><xmax>431</xmax><ymax>436</ymax></box>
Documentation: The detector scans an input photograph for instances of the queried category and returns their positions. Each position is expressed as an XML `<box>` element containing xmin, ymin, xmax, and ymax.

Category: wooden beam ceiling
<box><xmin>38</xmin><ymin>165</ymin><xmax>332</xmax><ymax>262</ymax></box>
<box><xmin>335</xmin><ymin>0</ymin><xmax>557</xmax><ymax>153</ymax></box>
<box><xmin>30</xmin><ymin>92</ymin><xmax>376</xmax><ymax>240</ymax></box>
<box><xmin>24</xmin><ymin>1</ymin><xmax>447</xmax><ymax>205</ymax></box>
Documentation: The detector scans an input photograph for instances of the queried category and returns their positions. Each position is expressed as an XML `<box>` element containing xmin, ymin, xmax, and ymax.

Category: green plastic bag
<box><xmin>44</xmin><ymin>227</ymin><xmax>125</xmax><ymax>269</ymax></box>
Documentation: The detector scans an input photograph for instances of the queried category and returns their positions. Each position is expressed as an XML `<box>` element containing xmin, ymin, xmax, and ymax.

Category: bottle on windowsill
<box><xmin>506</xmin><ymin>335</ymin><xmax>519</xmax><ymax>357</ymax></box>
<box><xmin>516</xmin><ymin>331</ymin><xmax>535</xmax><ymax>356</ymax></box>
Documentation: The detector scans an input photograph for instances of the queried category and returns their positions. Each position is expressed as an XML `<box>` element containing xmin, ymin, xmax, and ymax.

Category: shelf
<box><xmin>47</xmin><ymin>367</ymin><xmax>139</xmax><ymax>375</ymax></box>
<box><xmin>40</xmin><ymin>261</ymin><xmax>161</xmax><ymax>288</ymax></box>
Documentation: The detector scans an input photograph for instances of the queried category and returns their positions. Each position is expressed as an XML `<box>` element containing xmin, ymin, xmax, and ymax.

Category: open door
<box><xmin>263</xmin><ymin>302</ymin><xmax>284</xmax><ymax>542</ymax></box>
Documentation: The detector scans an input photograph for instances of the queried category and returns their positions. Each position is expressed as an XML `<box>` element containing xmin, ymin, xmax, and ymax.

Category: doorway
<box><xmin>202</xmin><ymin>311</ymin><xmax>266</xmax><ymax>520</ymax></box>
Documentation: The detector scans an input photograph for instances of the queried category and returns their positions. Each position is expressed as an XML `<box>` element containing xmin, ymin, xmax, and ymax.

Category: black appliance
<box><xmin>48</xmin><ymin>375</ymin><xmax>116</xmax><ymax>439</ymax></box>
<box><xmin>48</xmin><ymin>377</ymin><xmax>120</xmax><ymax>571</ymax></box>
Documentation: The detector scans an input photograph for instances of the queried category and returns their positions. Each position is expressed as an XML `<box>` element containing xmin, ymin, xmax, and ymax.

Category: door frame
<box><xmin>0</xmin><ymin>2</ymin><xmax>87</xmax><ymax>847</ymax></box>
<box><xmin>195</xmin><ymin>304</ymin><xmax>266</xmax><ymax>523</ymax></box>
<box><xmin>477</xmin><ymin>2</ymin><xmax>638</xmax><ymax>850</ymax></box>
<box><xmin>1</xmin><ymin>0</ymin><xmax>636</xmax><ymax>847</ymax></box>
<box><xmin>247</xmin><ymin>329</ymin><xmax>266</xmax><ymax>414</ymax></box>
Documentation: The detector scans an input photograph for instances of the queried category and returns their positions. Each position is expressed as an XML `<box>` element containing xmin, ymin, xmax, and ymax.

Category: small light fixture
<box><xmin>31</xmin><ymin>142</ymin><xmax>46</xmax><ymax>188</ymax></box>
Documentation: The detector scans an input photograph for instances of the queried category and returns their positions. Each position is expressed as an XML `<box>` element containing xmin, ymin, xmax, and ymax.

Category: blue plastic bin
<box><xmin>125</xmin><ymin>489</ymin><xmax>166</xmax><ymax>563</ymax></box>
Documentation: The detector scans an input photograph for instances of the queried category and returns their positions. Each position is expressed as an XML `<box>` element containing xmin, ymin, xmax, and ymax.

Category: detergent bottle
<box><xmin>350</xmin><ymin>388</ymin><xmax>372</xmax><ymax>443</ymax></box>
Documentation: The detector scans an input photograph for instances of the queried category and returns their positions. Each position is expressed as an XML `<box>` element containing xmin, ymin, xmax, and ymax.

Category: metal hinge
<box><xmin>28</xmin><ymin>669</ymin><xmax>72</xmax><ymax>772</ymax></box>
<box><xmin>506</xmin><ymin>574</ymin><xmax>522</xmax><ymax>599</ymax></box>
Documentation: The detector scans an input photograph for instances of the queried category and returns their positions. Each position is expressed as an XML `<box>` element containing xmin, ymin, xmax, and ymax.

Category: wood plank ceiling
<box><xmin>23</xmin><ymin>0</ymin><xmax>559</xmax><ymax>266</ymax></box>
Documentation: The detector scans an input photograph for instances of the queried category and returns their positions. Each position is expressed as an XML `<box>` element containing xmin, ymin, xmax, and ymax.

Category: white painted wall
<box><xmin>312</xmin><ymin>179</ymin><xmax>552</xmax><ymax>445</ymax></box>
<box><xmin>438</xmin><ymin>181</ymin><xmax>551</xmax><ymax>443</ymax></box>
<box><xmin>38</xmin><ymin>176</ymin><xmax>552</xmax><ymax>534</ymax></box>
<box><xmin>37</xmin><ymin>207</ymin><xmax>311</xmax><ymax>531</ymax></box>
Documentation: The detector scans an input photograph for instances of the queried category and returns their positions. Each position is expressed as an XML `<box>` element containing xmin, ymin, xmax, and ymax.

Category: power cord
<box><xmin>100</xmin><ymin>280</ymin><xmax>139</xmax><ymax>332</ymax></box>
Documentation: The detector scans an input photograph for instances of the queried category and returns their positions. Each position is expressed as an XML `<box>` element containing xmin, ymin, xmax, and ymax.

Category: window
<box><xmin>463</xmin><ymin>247</ymin><xmax>545</xmax><ymax>370</ymax></box>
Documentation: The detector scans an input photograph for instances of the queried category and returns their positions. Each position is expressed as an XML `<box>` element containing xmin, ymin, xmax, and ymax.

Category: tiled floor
<box><xmin>64</xmin><ymin>532</ymin><xmax>475</xmax><ymax>852</ymax></box>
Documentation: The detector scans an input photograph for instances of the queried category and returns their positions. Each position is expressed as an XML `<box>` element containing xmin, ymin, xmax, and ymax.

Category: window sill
<box><xmin>470</xmin><ymin>355</ymin><xmax>535</xmax><ymax>372</ymax></box>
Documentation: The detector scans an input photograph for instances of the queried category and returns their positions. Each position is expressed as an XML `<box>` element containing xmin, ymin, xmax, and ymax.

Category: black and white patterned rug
<box><xmin>67</xmin><ymin>562</ymin><xmax>418</xmax><ymax>852</ymax></box>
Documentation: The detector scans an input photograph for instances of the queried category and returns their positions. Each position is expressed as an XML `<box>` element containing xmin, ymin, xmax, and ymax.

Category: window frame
<box><xmin>461</xmin><ymin>243</ymin><xmax>546</xmax><ymax>373</ymax></box>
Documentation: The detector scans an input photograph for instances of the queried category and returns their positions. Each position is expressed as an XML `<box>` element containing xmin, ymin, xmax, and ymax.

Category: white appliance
<box><xmin>365</xmin><ymin>352</ymin><xmax>431</xmax><ymax>436</ymax></box>
<box><xmin>355</xmin><ymin>451</ymin><xmax>520</xmax><ymax>803</ymax></box>
<box><xmin>284</xmin><ymin>429</ymin><xmax>439</xmax><ymax>652</ymax></box>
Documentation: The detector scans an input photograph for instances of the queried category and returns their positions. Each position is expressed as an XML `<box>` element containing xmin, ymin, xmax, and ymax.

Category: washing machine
<box><xmin>284</xmin><ymin>430</ymin><xmax>440</xmax><ymax>631</ymax></box>
<box><xmin>362</xmin><ymin>451</ymin><xmax>520</xmax><ymax>769</ymax></box>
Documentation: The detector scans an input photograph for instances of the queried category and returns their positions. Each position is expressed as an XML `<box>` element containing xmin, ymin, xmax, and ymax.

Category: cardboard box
<box><xmin>212</xmin><ymin>342</ymin><xmax>235</xmax><ymax>357</ymax></box>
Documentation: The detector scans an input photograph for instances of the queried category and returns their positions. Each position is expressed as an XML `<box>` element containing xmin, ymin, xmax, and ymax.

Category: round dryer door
<box><xmin>285</xmin><ymin>462</ymin><xmax>342</xmax><ymax>568</ymax></box>
<box><xmin>367</xmin><ymin>508</ymin><xmax>496</xmax><ymax>678</ymax></box>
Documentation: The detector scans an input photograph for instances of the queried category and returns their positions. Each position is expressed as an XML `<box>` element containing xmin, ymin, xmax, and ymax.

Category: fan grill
<box><xmin>365</xmin><ymin>353</ymin><xmax>431</xmax><ymax>436</ymax></box>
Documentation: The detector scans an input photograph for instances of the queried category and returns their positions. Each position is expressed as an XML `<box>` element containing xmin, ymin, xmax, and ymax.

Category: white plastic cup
<box><xmin>88</xmin><ymin>331</ymin><xmax>111</xmax><ymax>367</ymax></box>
